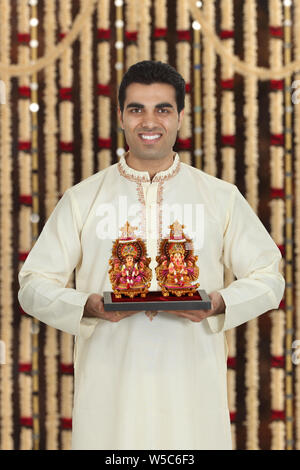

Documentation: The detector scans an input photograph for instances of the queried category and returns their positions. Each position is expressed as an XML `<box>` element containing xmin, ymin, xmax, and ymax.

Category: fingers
<box><xmin>164</xmin><ymin>309</ymin><xmax>206</xmax><ymax>322</ymax></box>
<box><xmin>109</xmin><ymin>310</ymin><xmax>139</xmax><ymax>322</ymax></box>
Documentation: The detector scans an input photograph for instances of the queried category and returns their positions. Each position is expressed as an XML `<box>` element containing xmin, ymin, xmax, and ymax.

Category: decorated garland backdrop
<box><xmin>0</xmin><ymin>0</ymin><xmax>299</xmax><ymax>450</ymax></box>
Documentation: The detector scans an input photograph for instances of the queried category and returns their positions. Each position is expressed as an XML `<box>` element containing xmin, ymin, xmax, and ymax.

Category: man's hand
<box><xmin>164</xmin><ymin>291</ymin><xmax>226</xmax><ymax>323</ymax></box>
<box><xmin>83</xmin><ymin>293</ymin><xmax>139</xmax><ymax>322</ymax></box>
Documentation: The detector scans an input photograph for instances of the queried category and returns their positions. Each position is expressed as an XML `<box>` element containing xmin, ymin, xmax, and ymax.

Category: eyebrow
<box><xmin>126</xmin><ymin>102</ymin><xmax>175</xmax><ymax>110</ymax></box>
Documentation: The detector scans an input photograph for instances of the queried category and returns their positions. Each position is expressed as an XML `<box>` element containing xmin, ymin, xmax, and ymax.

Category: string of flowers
<box><xmin>43</xmin><ymin>0</ymin><xmax>59</xmax><ymax>450</ymax></box>
<box><xmin>18</xmin><ymin>317</ymin><xmax>32</xmax><ymax>449</ymax></box>
<box><xmin>193</xmin><ymin>3</ymin><xmax>202</xmax><ymax>170</ymax></box>
<box><xmin>188</xmin><ymin>0</ymin><xmax>300</xmax><ymax>80</ymax></box>
<box><xmin>154</xmin><ymin>0</ymin><xmax>168</xmax><ymax>63</ymax></box>
<box><xmin>58</xmin><ymin>0</ymin><xmax>74</xmax><ymax>450</ymax></box>
<box><xmin>115</xmin><ymin>0</ymin><xmax>125</xmax><ymax>158</ymax></box>
<box><xmin>137</xmin><ymin>0</ymin><xmax>151</xmax><ymax>62</ymax></box>
<box><xmin>243</xmin><ymin>0</ymin><xmax>259</xmax><ymax>450</ymax></box>
<box><xmin>176</xmin><ymin>0</ymin><xmax>192</xmax><ymax>166</ymax></box>
<box><xmin>125</xmin><ymin>0</ymin><xmax>138</xmax><ymax>69</ymax></box>
<box><xmin>202</xmin><ymin>0</ymin><xmax>216</xmax><ymax>175</ymax></box>
<box><xmin>294</xmin><ymin>0</ymin><xmax>300</xmax><ymax>451</ymax></box>
<box><xmin>60</xmin><ymin>333</ymin><xmax>74</xmax><ymax>449</ymax></box>
<box><xmin>268</xmin><ymin>0</ymin><xmax>285</xmax><ymax>450</ymax></box>
<box><xmin>80</xmin><ymin>0</ymin><xmax>94</xmax><ymax>179</ymax></box>
<box><xmin>97</xmin><ymin>0</ymin><xmax>112</xmax><ymax>170</ymax></box>
<box><xmin>29</xmin><ymin>0</ymin><xmax>41</xmax><ymax>449</ymax></box>
<box><xmin>219</xmin><ymin>0</ymin><xmax>237</xmax><ymax>449</ymax></box>
<box><xmin>17</xmin><ymin>0</ymin><xmax>32</xmax><ymax>450</ymax></box>
<box><xmin>59</xmin><ymin>0</ymin><xmax>74</xmax><ymax>196</ymax></box>
<box><xmin>2</xmin><ymin>0</ymin><xmax>300</xmax><ymax>81</ymax></box>
<box><xmin>0</xmin><ymin>0</ymin><xmax>98</xmax><ymax>78</ymax></box>
<box><xmin>0</xmin><ymin>0</ymin><xmax>13</xmax><ymax>451</ymax></box>
<box><xmin>283</xmin><ymin>0</ymin><xmax>294</xmax><ymax>450</ymax></box>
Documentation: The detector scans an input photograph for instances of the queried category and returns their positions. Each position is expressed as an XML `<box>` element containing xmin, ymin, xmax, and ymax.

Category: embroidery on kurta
<box><xmin>117</xmin><ymin>153</ymin><xmax>181</xmax><ymax>321</ymax></box>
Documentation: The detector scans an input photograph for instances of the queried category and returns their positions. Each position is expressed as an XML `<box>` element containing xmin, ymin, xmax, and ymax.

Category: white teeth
<box><xmin>140</xmin><ymin>134</ymin><xmax>161</xmax><ymax>140</ymax></box>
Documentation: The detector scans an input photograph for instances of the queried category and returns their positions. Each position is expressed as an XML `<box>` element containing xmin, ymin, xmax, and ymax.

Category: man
<box><xmin>18</xmin><ymin>61</ymin><xmax>285</xmax><ymax>450</ymax></box>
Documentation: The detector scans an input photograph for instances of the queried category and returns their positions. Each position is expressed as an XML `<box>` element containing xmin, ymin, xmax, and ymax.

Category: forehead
<box><xmin>124</xmin><ymin>82</ymin><xmax>176</xmax><ymax>105</ymax></box>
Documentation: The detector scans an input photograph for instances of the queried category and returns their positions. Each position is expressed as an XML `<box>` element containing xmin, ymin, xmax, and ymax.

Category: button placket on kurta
<box><xmin>117</xmin><ymin>153</ymin><xmax>181</xmax><ymax>321</ymax></box>
<box><xmin>142</xmin><ymin>181</ymin><xmax>159</xmax><ymax>292</ymax></box>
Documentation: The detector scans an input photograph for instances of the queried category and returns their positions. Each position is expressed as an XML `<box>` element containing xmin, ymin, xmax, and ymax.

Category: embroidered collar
<box><xmin>118</xmin><ymin>152</ymin><xmax>181</xmax><ymax>183</ymax></box>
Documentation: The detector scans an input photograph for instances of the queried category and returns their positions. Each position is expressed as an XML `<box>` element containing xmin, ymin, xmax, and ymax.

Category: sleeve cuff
<box><xmin>77</xmin><ymin>293</ymin><xmax>101</xmax><ymax>339</ymax></box>
<box><xmin>206</xmin><ymin>313</ymin><xmax>226</xmax><ymax>334</ymax></box>
<box><xmin>78</xmin><ymin>317</ymin><xmax>100</xmax><ymax>339</ymax></box>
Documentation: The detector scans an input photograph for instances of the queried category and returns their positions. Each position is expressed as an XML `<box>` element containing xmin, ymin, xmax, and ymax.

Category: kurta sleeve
<box><xmin>206</xmin><ymin>185</ymin><xmax>285</xmax><ymax>333</ymax></box>
<box><xmin>18</xmin><ymin>189</ymin><xmax>97</xmax><ymax>337</ymax></box>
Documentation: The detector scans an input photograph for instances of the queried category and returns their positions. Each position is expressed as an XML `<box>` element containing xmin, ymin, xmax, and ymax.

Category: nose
<box><xmin>140</xmin><ymin>111</ymin><xmax>159</xmax><ymax>130</ymax></box>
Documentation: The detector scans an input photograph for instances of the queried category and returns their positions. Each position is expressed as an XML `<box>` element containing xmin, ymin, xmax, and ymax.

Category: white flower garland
<box><xmin>17</xmin><ymin>0</ymin><xmax>32</xmax><ymax>451</ymax></box>
<box><xmin>137</xmin><ymin>0</ymin><xmax>151</xmax><ymax>61</ymax></box>
<box><xmin>0</xmin><ymin>0</ymin><xmax>13</xmax><ymax>451</ymax></box>
<box><xmin>30</xmin><ymin>0</ymin><xmax>40</xmax><ymax>446</ymax></box>
<box><xmin>154</xmin><ymin>0</ymin><xmax>168</xmax><ymax>63</ymax></box>
<box><xmin>283</xmin><ymin>0</ymin><xmax>294</xmax><ymax>450</ymax></box>
<box><xmin>43</xmin><ymin>0</ymin><xmax>59</xmax><ymax>450</ymax></box>
<box><xmin>176</xmin><ymin>0</ymin><xmax>192</xmax><ymax>166</ymax></box>
<box><xmin>58</xmin><ymin>0</ymin><xmax>74</xmax><ymax>451</ymax></box>
<box><xmin>125</xmin><ymin>0</ymin><xmax>138</xmax><ymax>68</ymax></box>
<box><xmin>188</xmin><ymin>0</ymin><xmax>300</xmax><ymax>80</ymax></box>
<box><xmin>97</xmin><ymin>0</ymin><xmax>111</xmax><ymax>170</ymax></box>
<box><xmin>80</xmin><ymin>0</ymin><xmax>94</xmax><ymax>179</ymax></box>
<box><xmin>220</xmin><ymin>0</ymin><xmax>237</xmax><ymax>449</ymax></box>
<box><xmin>268</xmin><ymin>0</ymin><xmax>285</xmax><ymax>450</ymax></box>
<box><xmin>243</xmin><ymin>0</ymin><xmax>259</xmax><ymax>450</ymax></box>
<box><xmin>115</xmin><ymin>0</ymin><xmax>125</xmax><ymax>157</ymax></box>
<box><xmin>59</xmin><ymin>0</ymin><xmax>74</xmax><ymax>195</ymax></box>
<box><xmin>193</xmin><ymin>3</ymin><xmax>202</xmax><ymax>170</ymax></box>
<box><xmin>0</xmin><ymin>0</ymin><xmax>99</xmax><ymax>78</ymax></box>
<box><xmin>202</xmin><ymin>0</ymin><xmax>216</xmax><ymax>175</ymax></box>
<box><xmin>295</xmin><ymin>0</ymin><xmax>300</xmax><ymax>451</ymax></box>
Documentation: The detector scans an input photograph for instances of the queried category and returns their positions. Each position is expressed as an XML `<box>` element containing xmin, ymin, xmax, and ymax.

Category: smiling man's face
<box><xmin>119</xmin><ymin>82</ymin><xmax>184</xmax><ymax>161</ymax></box>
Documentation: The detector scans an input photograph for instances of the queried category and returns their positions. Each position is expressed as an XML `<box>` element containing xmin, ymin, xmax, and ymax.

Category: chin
<box><xmin>132</xmin><ymin>148</ymin><xmax>170</xmax><ymax>160</ymax></box>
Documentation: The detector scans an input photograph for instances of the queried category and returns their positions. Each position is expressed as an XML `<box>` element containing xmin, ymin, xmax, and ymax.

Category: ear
<box><xmin>177</xmin><ymin>109</ymin><xmax>184</xmax><ymax>131</ymax></box>
<box><xmin>118</xmin><ymin>107</ymin><xmax>124</xmax><ymax>130</ymax></box>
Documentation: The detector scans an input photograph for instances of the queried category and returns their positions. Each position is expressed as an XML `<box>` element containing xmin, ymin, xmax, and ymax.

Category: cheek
<box><xmin>164</xmin><ymin>119</ymin><xmax>180</xmax><ymax>136</ymax></box>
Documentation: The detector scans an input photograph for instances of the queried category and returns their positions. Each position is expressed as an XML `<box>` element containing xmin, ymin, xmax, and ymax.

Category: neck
<box><xmin>126</xmin><ymin>151</ymin><xmax>175</xmax><ymax>180</ymax></box>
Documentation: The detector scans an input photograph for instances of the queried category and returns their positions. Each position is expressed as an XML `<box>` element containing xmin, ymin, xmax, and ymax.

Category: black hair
<box><xmin>118</xmin><ymin>60</ymin><xmax>186</xmax><ymax>114</ymax></box>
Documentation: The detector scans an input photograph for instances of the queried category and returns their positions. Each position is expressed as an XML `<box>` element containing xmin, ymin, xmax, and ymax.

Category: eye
<box><xmin>130</xmin><ymin>108</ymin><xmax>142</xmax><ymax>113</ymax></box>
<box><xmin>158</xmin><ymin>108</ymin><xmax>170</xmax><ymax>113</ymax></box>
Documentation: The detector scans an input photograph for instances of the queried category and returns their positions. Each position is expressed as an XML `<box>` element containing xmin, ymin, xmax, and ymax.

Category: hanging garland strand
<box><xmin>219</xmin><ymin>0</ymin><xmax>237</xmax><ymax>449</ymax></box>
<box><xmin>115</xmin><ymin>0</ymin><xmax>125</xmax><ymax>159</ymax></box>
<box><xmin>192</xmin><ymin>5</ymin><xmax>202</xmax><ymax>170</ymax></box>
<box><xmin>125</xmin><ymin>0</ymin><xmax>138</xmax><ymax>69</ymax></box>
<box><xmin>202</xmin><ymin>0</ymin><xmax>216</xmax><ymax>175</ymax></box>
<box><xmin>176</xmin><ymin>0</ymin><xmax>192</xmax><ymax>165</ymax></box>
<box><xmin>243</xmin><ymin>0</ymin><xmax>259</xmax><ymax>450</ymax></box>
<box><xmin>80</xmin><ymin>0</ymin><xmax>94</xmax><ymax>179</ymax></box>
<box><xmin>0</xmin><ymin>0</ymin><xmax>98</xmax><ymax>77</ymax></box>
<box><xmin>0</xmin><ymin>0</ymin><xmax>13</xmax><ymax>450</ymax></box>
<box><xmin>283</xmin><ymin>0</ymin><xmax>294</xmax><ymax>451</ymax></box>
<box><xmin>154</xmin><ymin>0</ymin><xmax>168</xmax><ymax>63</ymax></box>
<box><xmin>188</xmin><ymin>0</ymin><xmax>300</xmax><ymax>79</ymax></box>
<box><xmin>17</xmin><ymin>0</ymin><xmax>32</xmax><ymax>450</ymax></box>
<box><xmin>294</xmin><ymin>0</ymin><xmax>300</xmax><ymax>452</ymax></box>
<box><xmin>0</xmin><ymin>0</ymin><xmax>300</xmax><ymax>80</ymax></box>
<box><xmin>268</xmin><ymin>0</ymin><xmax>285</xmax><ymax>450</ymax></box>
<box><xmin>30</xmin><ymin>0</ymin><xmax>41</xmax><ymax>451</ymax></box>
<box><xmin>43</xmin><ymin>0</ymin><xmax>59</xmax><ymax>450</ymax></box>
<box><xmin>97</xmin><ymin>0</ymin><xmax>112</xmax><ymax>167</ymax></box>
<box><xmin>59</xmin><ymin>0</ymin><xmax>74</xmax><ymax>451</ymax></box>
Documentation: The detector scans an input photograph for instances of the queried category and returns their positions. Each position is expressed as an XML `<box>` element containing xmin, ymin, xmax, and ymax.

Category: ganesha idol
<box><xmin>108</xmin><ymin>221</ymin><xmax>152</xmax><ymax>299</ymax></box>
<box><xmin>156</xmin><ymin>221</ymin><xmax>200</xmax><ymax>297</ymax></box>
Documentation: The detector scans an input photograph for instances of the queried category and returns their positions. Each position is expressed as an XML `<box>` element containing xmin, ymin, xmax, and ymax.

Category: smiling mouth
<box><xmin>139</xmin><ymin>133</ymin><xmax>162</xmax><ymax>144</ymax></box>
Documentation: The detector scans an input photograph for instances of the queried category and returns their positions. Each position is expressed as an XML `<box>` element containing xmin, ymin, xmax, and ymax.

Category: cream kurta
<box><xmin>18</xmin><ymin>154</ymin><xmax>285</xmax><ymax>450</ymax></box>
